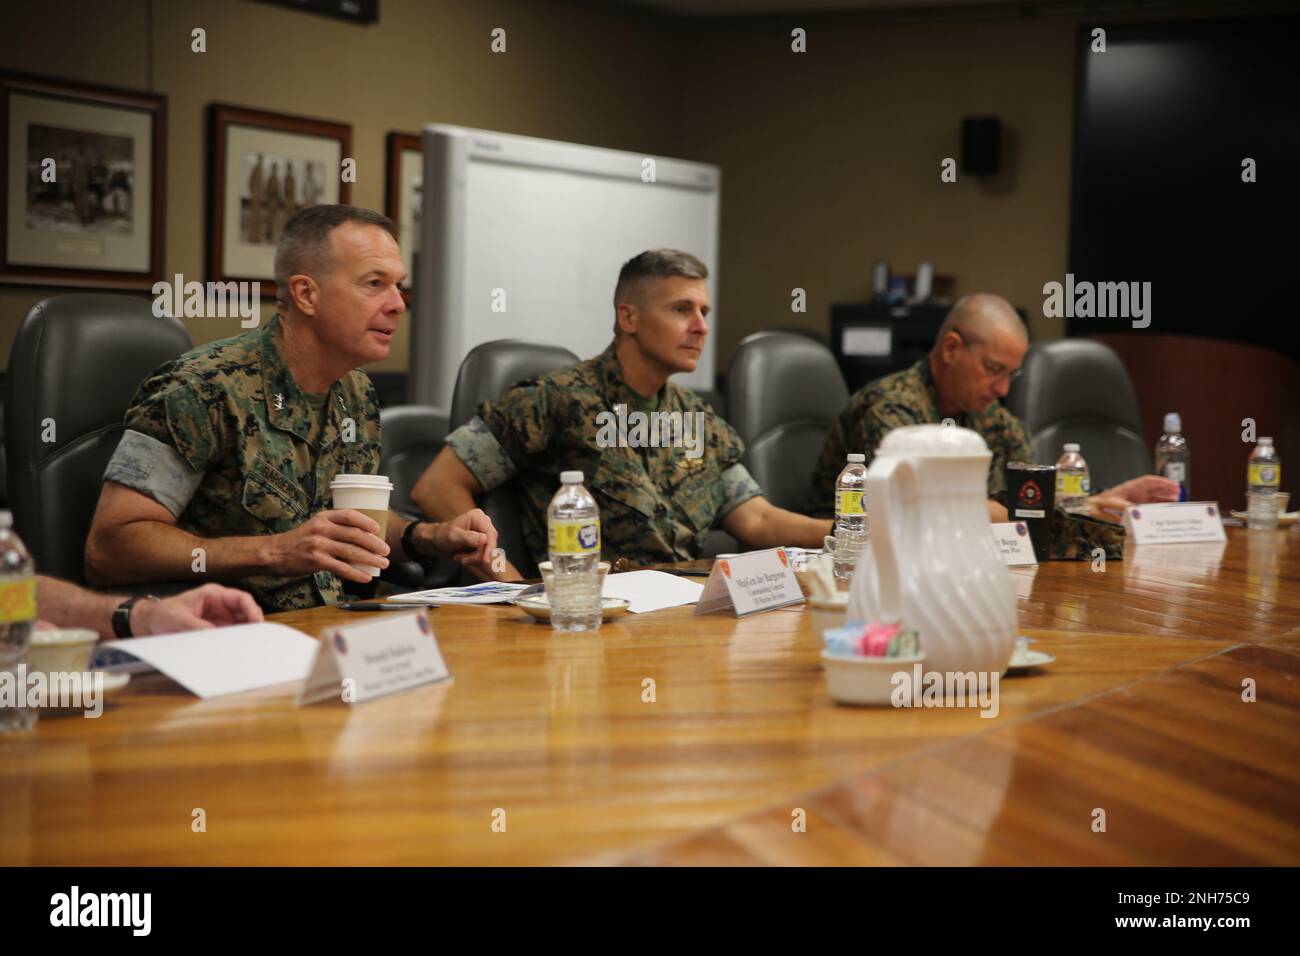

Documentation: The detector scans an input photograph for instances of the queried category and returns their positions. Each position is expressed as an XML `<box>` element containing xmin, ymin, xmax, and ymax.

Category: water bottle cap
<box><xmin>846</xmin><ymin>453</ymin><xmax>866</xmax><ymax>463</ymax></box>
<box><xmin>1063</xmin><ymin>443</ymin><xmax>1080</xmax><ymax>453</ymax></box>
<box><xmin>1258</xmin><ymin>437</ymin><xmax>1273</xmax><ymax>446</ymax></box>
<box><xmin>560</xmin><ymin>470</ymin><xmax>584</xmax><ymax>484</ymax></box>
<box><xmin>1163</xmin><ymin>412</ymin><xmax>1181</xmax><ymax>433</ymax></box>
<box><xmin>0</xmin><ymin>511</ymin><xmax>10</xmax><ymax>530</ymax></box>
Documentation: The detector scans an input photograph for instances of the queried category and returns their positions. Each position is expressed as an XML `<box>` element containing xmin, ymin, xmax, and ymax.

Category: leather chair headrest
<box><xmin>449</xmin><ymin>339</ymin><xmax>579</xmax><ymax>430</ymax></box>
<box><xmin>726</xmin><ymin>331</ymin><xmax>849</xmax><ymax>444</ymax></box>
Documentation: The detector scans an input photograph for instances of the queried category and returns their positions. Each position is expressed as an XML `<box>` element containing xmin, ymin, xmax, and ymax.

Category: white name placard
<box><xmin>1123</xmin><ymin>502</ymin><xmax>1227</xmax><ymax>546</ymax></box>
<box><xmin>695</xmin><ymin>548</ymin><xmax>804</xmax><ymax>617</ymax></box>
<box><xmin>991</xmin><ymin>522</ymin><xmax>1039</xmax><ymax>566</ymax></box>
<box><xmin>297</xmin><ymin>610</ymin><xmax>451</xmax><ymax>706</ymax></box>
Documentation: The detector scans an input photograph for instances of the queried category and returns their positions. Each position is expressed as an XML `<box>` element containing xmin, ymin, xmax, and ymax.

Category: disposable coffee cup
<box><xmin>1005</xmin><ymin>462</ymin><xmax>1055</xmax><ymax>559</ymax></box>
<box><xmin>330</xmin><ymin>474</ymin><xmax>394</xmax><ymax>578</ymax></box>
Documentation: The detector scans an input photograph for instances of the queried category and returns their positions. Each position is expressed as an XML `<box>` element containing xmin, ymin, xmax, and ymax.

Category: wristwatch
<box><xmin>112</xmin><ymin>594</ymin><xmax>159</xmax><ymax>639</ymax></box>
<box><xmin>401</xmin><ymin>519</ymin><xmax>436</xmax><ymax>572</ymax></box>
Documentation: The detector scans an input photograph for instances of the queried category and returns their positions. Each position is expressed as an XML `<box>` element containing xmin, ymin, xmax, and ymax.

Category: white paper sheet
<box><xmin>601</xmin><ymin>570</ymin><xmax>704</xmax><ymax>614</ymax></box>
<box><xmin>95</xmin><ymin>623</ymin><xmax>319</xmax><ymax>699</ymax></box>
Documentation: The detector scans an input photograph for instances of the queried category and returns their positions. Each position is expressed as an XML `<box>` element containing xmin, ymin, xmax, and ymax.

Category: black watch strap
<box><xmin>112</xmin><ymin>595</ymin><xmax>157</xmax><ymax>639</ymax></box>
<box><xmin>401</xmin><ymin>519</ymin><xmax>435</xmax><ymax>569</ymax></box>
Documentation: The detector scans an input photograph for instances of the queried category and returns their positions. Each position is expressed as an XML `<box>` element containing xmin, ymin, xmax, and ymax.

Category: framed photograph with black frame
<box><xmin>385</xmin><ymin>131</ymin><xmax>421</xmax><ymax>293</ymax></box>
<box><xmin>208</xmin><ymin>103</ymin><xmax>351</xmax><ymax>297</ymax></box>
<box><xmin>1</xmin><ymin>71</ymin><xmax>166</xmax><ymax>290</ymax></box>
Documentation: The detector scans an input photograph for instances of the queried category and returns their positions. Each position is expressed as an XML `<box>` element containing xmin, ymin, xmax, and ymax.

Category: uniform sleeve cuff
<box><xmin>718</xmin><ymin>463</ymin><xmax>763</xmax><ymax>518</ymax></box>
<box><xmin>103</xmin><ymin>428</ymin><xmax>204</xmax><ymax>518</ymax></box>
<box><xmin>445</xmin><ymin>416</ymin><xmax>518</xmax><ymax>493</ymax></box>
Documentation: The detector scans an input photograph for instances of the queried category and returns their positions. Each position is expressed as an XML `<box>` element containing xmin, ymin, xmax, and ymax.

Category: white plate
<box><xmin>40</xmin><ymin>671</ymin><xmax>131</xmax><ymax>713</ymax></box>
<box><xmin>514</xmin><ymin>595</ymin><xmax>632</xmax><ymax>623</ymax></box>
<box><xmin>1005</xmin><ymin>650</ymin><xmax>1055</xmax><ymax>673</ymax></box>
<box><xmin>1229</xmin><ymin>510</ymin><xmax>1298</xmax><ymax>527</ymax></box>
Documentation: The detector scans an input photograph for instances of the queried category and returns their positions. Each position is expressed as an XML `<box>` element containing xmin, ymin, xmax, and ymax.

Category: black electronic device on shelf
<box><xmin>829</xmin><ymin>302</ymin><xmax>950</xmax><ymax>394</ymax></box>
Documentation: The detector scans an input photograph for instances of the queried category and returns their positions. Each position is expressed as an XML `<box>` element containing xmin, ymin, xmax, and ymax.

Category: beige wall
<box><xmin>2</xmin><ymin>0</ymin><xmax>1184</xmax><ymax>378</ymax></box>
<box><xmin>682</xmin><ymin>12</ymin><xmax>1080</xmax><ymax>361</ymax></box>
<box><xmin>0</xmin><ymin>0</ymin><xmax>679</xmax><ymax>373</ymax></box>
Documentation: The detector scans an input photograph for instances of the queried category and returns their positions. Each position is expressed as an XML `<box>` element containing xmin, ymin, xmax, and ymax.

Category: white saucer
<box><xmin>514</xmin><ymin>595</ymin><xmax>632</xmax><ymax>623</ymax></box>
<box><xmin>1229</xmin><ymin>510</ymin><xmax>1297</xmax><ymax>527</ymax></box>
<box><xmin>40</xmin><ymin>671</ymin><xmax>131</xmax><ymax>713</ymax></box>
<box><xmin>1006</xmin><ymin>650</ymin><xmax>1055</xmax><ymax>673</ymax></box>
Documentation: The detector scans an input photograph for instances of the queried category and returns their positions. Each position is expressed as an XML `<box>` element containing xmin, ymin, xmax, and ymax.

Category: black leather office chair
<box><xmin>1005</xmin><ymin>338</ymin><xmax>1151</xmax><ymax>492</ymax></box>
<box><xmin>726</xmin><ymin>331</ymin><xmax>849</xmax><ymax>514</ymax></box>
<box><xmin>449</xmin><ymin>340</ymin><xmax>579</xmax><ymax>578</ymax></box>
<box><xmin>5</xmin><ymin>294</ymin><xmax>193</xmax><ymax>582</ymax></box>
<box><xmin>379</xmin><ymin>404</ymin><xmax>455</xmax><ymax>589</ymax></box>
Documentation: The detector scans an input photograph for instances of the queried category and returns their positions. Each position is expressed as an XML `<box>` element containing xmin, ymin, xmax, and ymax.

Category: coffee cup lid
<box><xmin>330</xmin><ymin>474</ymin><xmax>393</xmax><ymax>490</ymax></box>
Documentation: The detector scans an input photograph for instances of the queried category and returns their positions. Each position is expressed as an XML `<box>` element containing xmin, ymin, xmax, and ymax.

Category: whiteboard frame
<box><xmin>412</xmin><ymin>123</ymin><xmax>721</xmax><ymax>412</ymax></box>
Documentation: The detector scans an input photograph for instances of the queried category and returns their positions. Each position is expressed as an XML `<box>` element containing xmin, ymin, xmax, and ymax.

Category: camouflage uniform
<box><xmin>446</xmin><ymin>342</ymin><xmax>762</xmax><ymax>566</ymax></box>
<box><xmin>813</xmin><ymin>359</ymin><xmax>1124</xmax><ymax>559</ymax></box>
<box><xmin>103</xmin><ymin>315</ymin><xmax>382</xmax><ymax>610</ymax></box>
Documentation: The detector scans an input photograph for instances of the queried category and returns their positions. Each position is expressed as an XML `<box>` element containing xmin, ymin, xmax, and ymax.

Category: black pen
<box><xmin>338</xmin><ymin>602</ymin><xmax>434</xmax><ymax>611</ymax></box>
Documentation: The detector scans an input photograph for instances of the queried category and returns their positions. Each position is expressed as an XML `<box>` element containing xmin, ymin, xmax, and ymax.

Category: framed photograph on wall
<box><xmin>1</xmin><ymin>72</ymin><xmax>166</xmax><ymax>290</ymax></box>
<box><xmin>208</xmin><ymin>104</ymin><xmax>351</xmax><ymax>296</ymax></box>
<box><xmin>385</xmin><ymin>131</ymin><xmax>421</xmax><ymax>292</ymax></box>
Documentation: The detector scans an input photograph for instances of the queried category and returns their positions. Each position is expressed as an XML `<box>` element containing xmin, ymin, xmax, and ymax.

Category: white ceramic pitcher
<box><xmin>846</xmin><ymin>424</ymin><xmax>1017</xmax><ymax>677</ymax></box>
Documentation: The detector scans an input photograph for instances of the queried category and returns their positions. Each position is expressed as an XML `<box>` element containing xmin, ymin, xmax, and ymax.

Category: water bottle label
<box><xmin>835</xmin><ymin>490</ymin><xmax>865</xmax><ymax>516</ymax></box>
<box><xmin>1248</xmin><ymin>463</ymin><xmax>1280</xmax><ymax>488</ymax></box>
<box><xmin>0</xmin><ymin>578</ymin><xmax>36</xmax><ymax>624</ymax></box>
<box><xmin>549</xmin><ymin>519</ymin><xmax>600</xmax><ymax>555</ymax></box>
<box><xmin>1057</xmin><ymin>474</ymin><xmax>1089</xmax><ymax>498</ymax></box>
<box><xmin>1164</xmin><ymin>462</ymin><xmax>1186</xmax><ymax>484</ymax></box>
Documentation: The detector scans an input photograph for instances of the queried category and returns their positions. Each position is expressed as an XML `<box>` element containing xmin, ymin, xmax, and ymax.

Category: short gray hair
<box><xmin>614</xmin><ymin>248</ymin><xmax>707</xmax><ymax>310</ymax></box>
<box><xmin>273</xmin><ymin>204</ymin><xmax>397</xmax><ymax>298</ymax></box>
<box><xmin>934</xmin><ymin>293</ymin><xmax>1027</xmax><ymax>350</ymax></box>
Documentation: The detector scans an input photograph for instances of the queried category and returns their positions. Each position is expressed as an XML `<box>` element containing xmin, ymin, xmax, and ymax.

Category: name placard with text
<box><xmin>298</xmin><ymin>610</ymin><xmax>451</xmax><ymax>706</ymax></box>
<box><xmin>991</xmin><ymin>522</ymin><xmax>1039</xmax><ymax>566</ymax></box>
<box><xmin>1124</xmin><ymin>502</ymin><xmax>1227</xmax><ymax>546</ymax></box>
<box><xmin>695</xmin><ymin>548</ymin><xmax>804</xmax><ymax>617</ymax></box>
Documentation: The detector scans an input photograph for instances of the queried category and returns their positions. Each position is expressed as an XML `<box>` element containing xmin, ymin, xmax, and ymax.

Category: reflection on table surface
<box><xmin>1</xmin><ymin>527</ymin><xmax>1296</xmax><ymax>866</ymax></box>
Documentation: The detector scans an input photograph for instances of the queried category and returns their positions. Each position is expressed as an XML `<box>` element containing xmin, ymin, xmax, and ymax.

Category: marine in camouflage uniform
<box><xmin>103</xmin><ymin>315</ymin><xmax>382</xmax><ymax>610</ymax></box>
<box><xmin>446</xmin><ymin>342</ymin><xmax>762</xmax><ymax>566</ymax></box>
<box><xmin>813</xmin><ymin>358</ymin><xmax>1124</xmax><ymax>560</ymax></box>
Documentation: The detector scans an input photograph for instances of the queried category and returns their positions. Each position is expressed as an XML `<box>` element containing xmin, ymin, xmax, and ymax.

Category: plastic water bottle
<box><xmin>1154</xmin><ymin>412</ymin><xmax>1190</xmax><ymax>501</ymax></box>
<box><xmin>1246</xmin><ymin>438</ymin><xmax>1282</xmax><ymax>530</ymax></box>
<box><xmin>833</xmin><ymin>454</ymin><xmax>868</xmax><ymax>583</ymax></box>
<box><xmin>1055</xmin><ymin>443</ymin><xmax>1091</xmax><ymax>513</ymax></box>
<box><xmin>0</xmin><ymin>511</ymin><xmax>37</xmax><ymax>732</ymax></box>
<box><xmin>547</xmin><ymin>471</ymin><xmax>602</xmax><ymax>632</ymax></box>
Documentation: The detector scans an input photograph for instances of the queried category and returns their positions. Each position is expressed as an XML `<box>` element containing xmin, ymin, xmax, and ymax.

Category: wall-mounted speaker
<box><xmin>961</xmin><ymin>117</ymin><xmax>1001</xmax><ymax>176</ymax></box>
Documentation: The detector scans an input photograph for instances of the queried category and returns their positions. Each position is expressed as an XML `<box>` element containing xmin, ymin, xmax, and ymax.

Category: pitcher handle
<box><xmin>865</xmin><ymin>456</ymin><xmax>909</xmax><ymax>625</ymax></box>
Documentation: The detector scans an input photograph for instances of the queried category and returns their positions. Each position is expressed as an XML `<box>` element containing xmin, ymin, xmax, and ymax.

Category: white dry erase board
<box><xmin>412</xmin><ymin>124</ymin><xmax>721</xmax><ymax>411</ymax></box>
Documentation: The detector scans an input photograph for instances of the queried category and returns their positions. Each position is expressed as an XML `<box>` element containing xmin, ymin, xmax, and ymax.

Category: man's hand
<box><xmin>427</xmin><ymin>508</ymin><xmax>499</xmax><ymax>568</ymax></box>
<box><xmin>1083</xmin><ymin>492</ymin><xmax>1133</xmax><ymax>523</ymax></box>
<box><xmin>1107</xmin><ymin>475</ymin><xmax>1180</xmax><ymax>504</ymax></box>
<box><xmin>132</xmin><ymin>583</ymin><xmax>264</xmax><ymax>635</ymax></box>
<box><xmin>271</xmin><ymin>510</ymin><xmax>389</xmax><ymax>584</ymax></box>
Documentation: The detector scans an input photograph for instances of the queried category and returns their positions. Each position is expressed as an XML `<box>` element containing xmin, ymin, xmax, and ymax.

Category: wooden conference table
<box><xmin>2</xmin><ymin>527</ymin><xmax>1298</xmax><ymax>866</ymax></box>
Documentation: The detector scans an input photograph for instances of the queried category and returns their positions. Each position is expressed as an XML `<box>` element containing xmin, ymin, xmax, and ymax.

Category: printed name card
<box><xmin>991</xmin><ymin>522</ymin><xmax>1038</xmax><ymax>566</ymax></box>
<box><xmin>1123</xmin><ymin>502</ymin><xmax>1227</xmax><ymax>546</ymax></box>
<box><xmin>297</xmin><ymin>610</ymin><xmax>451</xmax><ymax>706</ymax></box>
<box><xmin>694</xmin><ymin>548</ymin><xmax>804</xmax><ymax>617</ymax></box>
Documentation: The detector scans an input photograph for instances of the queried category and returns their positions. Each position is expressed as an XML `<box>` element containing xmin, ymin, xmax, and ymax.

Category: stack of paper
<box><xmin>396</xmin><ymin>582</ymin><xmax>532</xmax><ymax>605</ymax></box>
<box><xmin>94</xmin><ymin>623</ymin><xmax>319</xmax><ymax>698</ymax></box>
<box><xmin>601</xmin><ymin>570</ymin><xmax>703</xmax><ymax>613</ymax></box>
